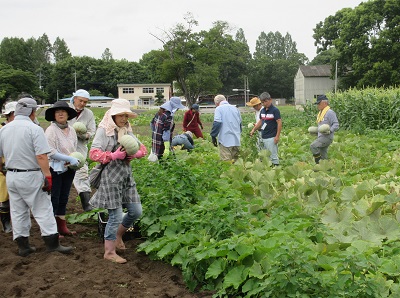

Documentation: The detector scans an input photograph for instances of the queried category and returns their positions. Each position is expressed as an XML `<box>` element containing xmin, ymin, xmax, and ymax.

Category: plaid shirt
<box><xmin>150</xmin><ymin>110</ymin><xmax>175</xmax><ymax>156</ymax></box>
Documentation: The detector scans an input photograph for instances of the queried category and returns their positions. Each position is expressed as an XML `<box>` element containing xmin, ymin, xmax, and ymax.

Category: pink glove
<box><xmin>110</xmin><ymin>147</ymin><xmax>127</xmax><ymax>160</ymax></box>
<box><xmin>127</xmin><ymin>144</ymin><xmax>148</xmax><ymax>160</ymax></box>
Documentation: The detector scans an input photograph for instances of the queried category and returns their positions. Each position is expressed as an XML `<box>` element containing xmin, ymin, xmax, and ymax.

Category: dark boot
<box><xmin>15</xmin><ymin>236</ymin><xmax>36</xmax><ymax>257</ymax></box>
<box><xmin>313</xmin><ymin>154</ymin><xmax>321</xmax><ymax>164</ymax></box>
<box><xmin>0</xmin><ymin>212</ymin><xmax>12</xmax><ymax>233</ymax></box>
<box><xmin>79</xmin><ymin>192</ymin><xmax>93</xmax><ymax>212</ymax></box>
<box><xmin>43</xmin><ymin>233</ymin><xmax>73</xmax><ymax>254</ymax></box>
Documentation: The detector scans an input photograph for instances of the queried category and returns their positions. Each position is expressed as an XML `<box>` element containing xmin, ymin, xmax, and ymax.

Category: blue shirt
<box><xmin>212</xmin><ymin>101</ymin><xmax>242</xmax><ymax>147</ymax></box>
<box><xmin>259</xmin><ymin>105</ymin><xmax>281</xmax><ymax>139</ymax></box>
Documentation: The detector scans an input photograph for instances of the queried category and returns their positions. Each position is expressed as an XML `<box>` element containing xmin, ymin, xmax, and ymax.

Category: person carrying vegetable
<box><xmin>45</xmin><ymin>101</ymin><xmax>81</xmax><ymax>236</ymax></box>
<box><xmin>150</xmin><ymin>97</ymin><xmax>185</xmax><ymax>160</ymax></box>
<box><xmin>89</xmin><ymin>98</ymin><xmax>146</xmax><ymax>264</ymax></box>
<box><xmin>0</xmin><ymin>97</ymin><xmax>73</xmax><ymax>256</ymax></box>
<box><xmin>310</xmin><ymin>95</ymin><xmax>339</xmax><ymax>164</ymax></box>
<box><xmin>68</xmin><ymin>89</ymin><xmax>96</xmax><ymax>212</ymax></box>
<box><xmin>250</xmin><ymin>92</ymin><xmax>282</xmax><ymax>166</ymax></box>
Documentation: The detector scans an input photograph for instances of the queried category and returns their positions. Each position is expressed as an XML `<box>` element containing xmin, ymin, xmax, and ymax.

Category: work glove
<box><xmin>164</xmin><ymin>141</ymin><xmax>170</xmax><ymax>155</ymax></box>
<box><xmin>42</xmin><ymin>175</ymin><xmax>52</xmax><ymax>194</ymax></box>
<box><xmin>110</xmin><ymin>147</ymin><xmax>127</xmax><ymax>160</ymax></box>
<box><xmin>127</xmin><ymin>144</ymin><xmax>148</xmax><ymax>160</ymax></box>
<box><xmin>52</xmin><ymin>152</ymin><xmax>80</xmax><ymax>167</ymax></box>
<box><xmin>212</xmin><ymin>136</ymin><xmax>218</xmax><ymax>147</ymax></box>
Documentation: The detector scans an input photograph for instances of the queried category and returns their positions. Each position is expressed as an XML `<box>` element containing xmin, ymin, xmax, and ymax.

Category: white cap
<box><xmin>3</xmin><ymin>102</ymin><xmax>17</xmax><ymax>115</ymax></box>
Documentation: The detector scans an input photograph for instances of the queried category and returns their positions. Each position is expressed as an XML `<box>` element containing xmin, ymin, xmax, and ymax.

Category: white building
<box><xmin>117</xmin><ymin>83</ymin><xmax>172</xmax><ymax>108</ymax></box>
<box><xmin>294</xmin><ymin>65</ymin><xmax>335</xmax><ymax>105</ymax></box>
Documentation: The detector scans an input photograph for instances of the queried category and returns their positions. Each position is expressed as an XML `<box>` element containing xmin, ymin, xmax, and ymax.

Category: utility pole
<box><xmin>335</xmin><ymin>60</ymin><xmax>338</xmax><ymax>93</ymax></box>
<box><xmin>74</xmin><ymin>70</ymin><xmax>77</xmax><ymax>91</ymax></box>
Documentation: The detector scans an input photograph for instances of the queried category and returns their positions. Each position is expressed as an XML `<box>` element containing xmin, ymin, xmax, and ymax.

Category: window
<box><xmin>156</xmin><ymin>87</ymin><xmax>164</xmax><ymax>93</ymax></box>
<box><xmin>143</xmin><ymin>87</ymin><xmax>154</xmax><ymax>93</ymax></box>
<box><xmin>122</xmin><ymin>87</ymin><xmax>134</xmax><ymax>94</ymax></box>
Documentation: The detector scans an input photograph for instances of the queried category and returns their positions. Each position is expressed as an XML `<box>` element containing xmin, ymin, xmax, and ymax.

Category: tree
<box><xmin>313</xmin><ymin>0</ymin><xmax>400</xmax><ymax>88</ymax></box>
<box><xmin>101</xmin><ymin>48</ymin><xmax>114</xmax><ymax>62</ymax></box>
<box><xmin>53</xmin><ymin>37</ymin><xmax>71</xmax><ymax>63</ymax></box>
<box><xmin>0</xmin><ymin>37</ymin><xmax>33</xmax><ymax>71</ymax></box>
<box><xmin>154</xmin><ymin>90</ymin><xmax>165</xmax><ymax>105</ymax></box>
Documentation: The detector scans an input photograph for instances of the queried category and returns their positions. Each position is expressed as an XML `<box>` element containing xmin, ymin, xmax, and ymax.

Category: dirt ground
<box><xmin>0</xmin><ymin>188</ymin><xmax>214</xmax><ymax>298</ymax></box>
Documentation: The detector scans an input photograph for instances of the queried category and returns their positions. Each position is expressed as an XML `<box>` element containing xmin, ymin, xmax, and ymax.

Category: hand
<box><xmin>200</xmin><ymin>125</ymin><xmax>203</xmax><ymax>130</ymax></box>
<box><xmin>110</xmin><ymin>147</ymin><xmax>127</xmax><ymax>160</ymax></box>
<box><xmin>212</xmin><ymin>136</ymin><xmax>218</xmax><ymax>147</ymax></box>
<box><xmin>66</xmin><ymin>156</ymin><xmax>80</xmax><ymax>167</ymax></box>
<box><xmin>77</xmin><ymin>132</ymin><xmax>88</xmax><ymax>140</ymax></box>
<box><xmin>127</xmin><ymin>144</ymin><xmax>148</xmax><ymax>160</ymax></box>
<box><xmin>42</xmin><ymin>175</ymin><xmax>52</xmax><ymax>194</ymax></box>
<box><xmin>164</xmin><ymin>141</ymin><xmax>170</xmax><ymax>155</ymax></box>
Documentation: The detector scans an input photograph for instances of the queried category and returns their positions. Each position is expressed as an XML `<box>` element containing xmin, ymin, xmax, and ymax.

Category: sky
<box><xmin>0</xmin><ymin>0</ymin><xmax>364</xmax><ymax>62</ymax></box>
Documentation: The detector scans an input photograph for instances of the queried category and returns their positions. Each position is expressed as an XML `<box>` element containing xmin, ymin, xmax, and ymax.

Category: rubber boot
<box><xmin>313</xmin><ymin>154</ymin><xmax>321</xmax><ymax>164</ymax></box>
<box><xmin>15</xmin><ymin>236</ymin><xmax>36</xmax><ymax>257</ymax></box>
<box><xmin>56</xmin><ymin>216</ymin><xmax>76</xmax><ymax>236</ymax></box>
<box><xmin>79</xmin><ymin>192</ymin><xmax>93</xmax><ymax>212</ymax></box>
<box><xmin>104</xmin><ymin>240</ymin><xmax>127</xmax><ymax>264</ymax></box>
<box><xmin>43</xmin><ymin>233</ymin><xmax>73</xmax><ymax>254</ymax></box>
<box><xmin>0</xmin><ymin>212</ymin><xmax>12</xmax><ymax>233</ymax></box>
<box><xmin>115</xmin><ymin>224</ymin><xmax>128</xmax><ymax>250</ymax></box>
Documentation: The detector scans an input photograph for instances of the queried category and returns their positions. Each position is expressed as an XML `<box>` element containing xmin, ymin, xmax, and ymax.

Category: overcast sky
<box><xmin>0</xmin><ymin>0</ymin><xmax>364</xmax><ymax>62</ymax></box>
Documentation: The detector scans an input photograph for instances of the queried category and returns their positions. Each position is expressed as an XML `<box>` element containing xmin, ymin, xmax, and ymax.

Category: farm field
<box><xmin>2</xmin><ymin>88</ymin><xmax>400</xmax><ymax>297</ymax></box>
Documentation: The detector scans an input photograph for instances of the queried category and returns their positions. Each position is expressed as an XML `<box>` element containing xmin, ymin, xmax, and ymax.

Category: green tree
<box><xmin>154</xmin><ymin>90</ymin><xmax>165</xmax><ymax>105</ymax></box>
<box><xmin>53</xmin><ymin>37</ymin><xmax>72</xmax><ymax>63</ymax></box>
<box><xmin>101</xmin><ymin>48</ymin><xmax>114</xmax><ymax>62</ymax></box>
<box><xmin>313</xmin><ymin>0</ymin><xmax>400</xmax><ymax>88</ymax></box>
<box><xmin>0</xmin><ymin>37</ymin><xmax>33</xmax><ymax>71</ymax></box>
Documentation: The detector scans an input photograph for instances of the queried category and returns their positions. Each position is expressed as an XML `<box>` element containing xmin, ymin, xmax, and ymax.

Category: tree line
<box><xmin>1</xmin><ymin>0</ymin><xmax>399</xmax><ymax>107</ymax></box>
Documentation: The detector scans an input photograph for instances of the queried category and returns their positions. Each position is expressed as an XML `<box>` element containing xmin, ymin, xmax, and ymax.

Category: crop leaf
<box><xmin>205</xmin><ymin>258</ymin><xmax>227</xmax><ymax>279</ymax></box>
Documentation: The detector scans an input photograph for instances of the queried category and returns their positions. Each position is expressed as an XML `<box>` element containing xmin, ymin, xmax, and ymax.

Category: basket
<box><xmin>97</xmin><ymin>212</ymin><xmax>142</xmax><ymax>241</ymax></box>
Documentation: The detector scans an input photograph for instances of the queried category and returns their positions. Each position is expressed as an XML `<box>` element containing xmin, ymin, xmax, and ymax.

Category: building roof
<box><xmin>60</xmin><ymin>96</ymin><xmax>114</xmax><ymax>101</ymax></box>
<box><xmin>299</xmin><ymin>65</ymin><xmax>331</xmax><ymax>77</ymax></box>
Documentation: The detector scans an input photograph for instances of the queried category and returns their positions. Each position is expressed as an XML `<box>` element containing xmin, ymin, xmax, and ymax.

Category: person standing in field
<box><xmin>250</xmin><ymin>92</ymin><xmax>282</xmax><ymax>166</ymax></box>
<box><xmin>246</xmin><ymin>97</ymin><xmax>263</xmax><ymax>152</ymax></box>
<box><xmin>310</xmin><ymin>95</ymin><xmax>339</xmax><ymax>164</ymax></box>
<box><xmin>68</xmin><ymin>89</ymin><xmax>96</xmax><ymax>212</ymax></box>
<box><xmin>89</xmin><ymin>98</ymin><xmax>147</xmax><ymax>264</ymax></box>
<box><xmin>150</xmin><ymin>97</ymin><xmax>185</xmax><ymax>160</ymax></box>
<box><xmin>0</xmin><ymin>101</ymin><xmax>17</xmax><ymax>233</ymax></box>
<box><xmin>183</xmin><ymin>104</ymin><xmax>203</xmax><ymax>138</ymax></box>
<box><xmin>0</xmin><ymin>97</ymin><xmax>73</xmax><ymax>256</ymax></box>
<box><xmin>45</xmin><ymin>101</ymin><xmax>81</xmax><ymax>236</ymax></box>
<box><xmin>210</xmin><ymin>94</ymin><xmax>242</xmax><ymax>162</ymax></box>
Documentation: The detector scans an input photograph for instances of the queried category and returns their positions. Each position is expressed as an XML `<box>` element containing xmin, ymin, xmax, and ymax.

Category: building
<box><xmin>117</xmin><ymin>83</ymin><xmax>172</xmax><ymax>108</ymax></box>
<box><xmin>60</xmin><ymin>96</ymin><xmax>115</xmax><ymax>107</ymax></box>
<box><xmin>294</xmin><ymin>65</ymin><xmax>335</xmax><ymax>105</ymax></box>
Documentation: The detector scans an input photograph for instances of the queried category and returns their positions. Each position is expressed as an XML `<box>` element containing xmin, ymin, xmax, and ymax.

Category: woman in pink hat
<box><xmin>89</xmin><ymin>98</ymin><xmax>147</xmax><ymax>264</ymax></box>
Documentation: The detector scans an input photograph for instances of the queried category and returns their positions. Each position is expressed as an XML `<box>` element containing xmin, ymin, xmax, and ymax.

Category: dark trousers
<box><xmin>50</xmin><ymin>168</ymin><xmax>76</xmax><ymax>215</ymax></box>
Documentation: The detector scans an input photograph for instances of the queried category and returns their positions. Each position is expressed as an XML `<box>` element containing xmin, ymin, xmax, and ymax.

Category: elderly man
<box><xmin>0</xmin><ymin>97</ymin><xmax>73</xmax><ymax>256</ymax></box>
<box><xmin>0</xmin><ymin>101</ymin><xmax>17</xmax><ymax>233</ymax></box>
<box><xmin>250</xmin><ymin>92</ymin><xmax>282</xmax><ymax>166</ymax></box>
<box><xmin>210</xmin><ymin>94</ymin><xmax>242</xmax><ymax>162</ymax></box>
<box><xmin>246</xmin><ymin>97</ymin><xmax>263</xmax><ymax>152</ymax></box>
<box><xmin>68</xmin><ymin>89</ymin><xmax>96</xmax><ymax>211</ymax></box>
<box><xmin>310</xmin><ymin>95</ymin><xmax>339</xmax><ymax>164</ymax></box>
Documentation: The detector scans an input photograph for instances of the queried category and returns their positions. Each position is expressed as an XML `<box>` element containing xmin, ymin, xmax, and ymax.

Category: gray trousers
<box><xmin>310</xmin><ymin>136</ymin><xmax>333</xmax><ymax>159</ymax></box>
<box><xmin>73</xmin><ymin>163</ymin><xmax>91</xmax><ymax>193</ymax></box>
<box><xmin>7</xmin><ymin>171</ymin><xmax>57</xmax><ymax>239</ymax></box>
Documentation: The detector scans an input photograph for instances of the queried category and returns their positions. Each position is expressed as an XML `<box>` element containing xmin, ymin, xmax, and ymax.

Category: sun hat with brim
<box><xmin>109</xmin><ymin>98</ymin><xmax>137</xmax><ymax>118</ymax></box>
<box><xmin>3</xmin><ymin>102</ymin><xmax>17</xmax><ymax>115</ymax></box>
<box><xmin>246</xmin><ymin>97</ymin><xmax>261</xmax><ymax>107</ymax></box>
<box><xmin>45</xmin><ymin>101</ymin><xmax>78</xmax><ymax>121</ymax></box>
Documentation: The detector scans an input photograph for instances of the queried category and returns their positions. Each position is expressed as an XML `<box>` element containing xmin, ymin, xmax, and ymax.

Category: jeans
<box><xmin>261</xmin><ymin>137</ymin><xmax>279</xmax><ymax>165</ymax></box>
<box><xmin>104</xmin><ymin>203</ymin><xmax>142</xmax><ymax>241</ymax></box>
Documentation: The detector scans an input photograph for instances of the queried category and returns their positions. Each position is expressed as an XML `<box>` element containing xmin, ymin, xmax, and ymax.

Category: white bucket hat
<box><xmin>3</xmin><ymin>102</ymin><xmax>17</xmax><ymax>115</ymax></box>
<box><xmin>109</xmin><ymin>98</ymin><xmax>137</xmax><ymax>118</ymax></box>
<box><xmin>73</xmin><ymin>89</ymin><xmax>90</xmax><ymax>99</ymax></box>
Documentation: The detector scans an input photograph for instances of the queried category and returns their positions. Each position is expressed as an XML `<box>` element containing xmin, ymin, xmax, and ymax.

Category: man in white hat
<box><xmin>0</xmin><ymin>97</ymin><xmax>73</xmax><ymax>256</ymax></box>
<box><xmin>68</xmin><ymin>89</ymin><xmax>96</xmax><ymax>211</ymax></box>
<box><xmin>0</xmin><ymin>101</ymin><xmax>18</xmax><ymax>233</ymax></box>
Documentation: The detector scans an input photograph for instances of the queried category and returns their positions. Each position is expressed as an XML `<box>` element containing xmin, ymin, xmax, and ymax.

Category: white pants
<box><xmin>7</xmin><ymin>171</ymin><xmax>57</xmax><ymax>239</ymax></box>
<box><xmin>73</xmin><ymin>163</ymin><xmax>91</xmax><ymax>193</ymax></box>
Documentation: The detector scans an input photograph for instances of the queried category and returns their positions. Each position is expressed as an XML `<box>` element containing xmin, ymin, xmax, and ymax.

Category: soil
<box><xmin>0</xmin><ymin>188</ymin><xmax>215</xmax><ymax>298</ymax></box>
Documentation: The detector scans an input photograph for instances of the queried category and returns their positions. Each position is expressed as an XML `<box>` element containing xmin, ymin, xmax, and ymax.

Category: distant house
<box><xmin>117</xmin><ymin>83</ymin><xmax>172</xmax><ymax>108</ymax></box>
<box><xmin>294</xmin><ymin>65</ymin><xmax>335</xmax><ymax>105</ymax></box>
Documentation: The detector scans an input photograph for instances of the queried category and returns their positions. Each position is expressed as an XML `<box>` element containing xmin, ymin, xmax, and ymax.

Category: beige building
<box><xmin>294</xmin><ymin>65</ymin><xmax>335</xmax><ymax>105</ymax></box>
<box><xmin>117</xmin><ymin>83</ymin><xmax>172</xmax><ymax>108</ymax></box>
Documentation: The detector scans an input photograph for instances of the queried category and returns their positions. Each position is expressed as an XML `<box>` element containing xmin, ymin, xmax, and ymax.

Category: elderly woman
<box><xmin>150</xmin><ymin>97</ymin><xmax>185</xmax><ymax>160</ymax></box>
<box><xmin>183</xmin><ymin>104</ymin><xmax>203</xmax><ymax>138</ymax></box>
<box><xmin>45</xmin><ymin>101</ymin><xmax>80</xmax><ymax>236</ymax></box>
<box><xmin>89</xmin><ymin>98</ymin><xmax>147</xmax><ymax>264</ymax></box>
